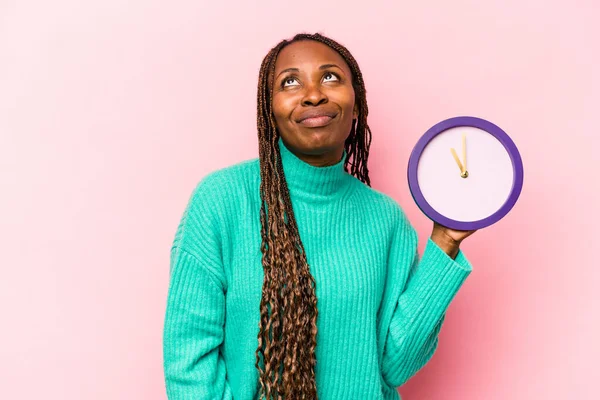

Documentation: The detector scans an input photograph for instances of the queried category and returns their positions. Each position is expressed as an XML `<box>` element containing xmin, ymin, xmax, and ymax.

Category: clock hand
<box><xmin>450</xmin><ymin>148</ymin><xmax>464</xmax><ymax>173</ymax></box>
<box><xmin>462</xmin><ymin>133</ymin><xmax>467</xmax><ymax>172</ymax></box>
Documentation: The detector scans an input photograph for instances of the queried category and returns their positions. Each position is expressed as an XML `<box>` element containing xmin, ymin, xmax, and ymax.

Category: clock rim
<box><xmin>407</xmin><ymin>116</ymin><xmax>524</xmax><ymax>230</ymax></box>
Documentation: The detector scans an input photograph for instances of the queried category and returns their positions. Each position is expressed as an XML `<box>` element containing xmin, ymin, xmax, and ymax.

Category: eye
<box><xmin>323</xmin><ymin>72</ymin><xmax>339</xmax><ymax>82</ymax></box>
<box><xmin>282</xmin><ymin>77</ymin><xmax>299</xmax><ymax>87</ymax></box>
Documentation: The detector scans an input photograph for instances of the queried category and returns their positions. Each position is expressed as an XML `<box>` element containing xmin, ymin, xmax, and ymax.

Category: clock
<box><xmin>407</xmin><ymin>116</ymin><xmax>524</xmax><ymax>231</ymax></box>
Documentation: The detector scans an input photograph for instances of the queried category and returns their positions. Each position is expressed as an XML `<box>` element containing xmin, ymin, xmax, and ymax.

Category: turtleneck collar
<box><xmin>278</xmin><ymin>136</ymin><xmax>353</xmax><ymax>203</ymax></box>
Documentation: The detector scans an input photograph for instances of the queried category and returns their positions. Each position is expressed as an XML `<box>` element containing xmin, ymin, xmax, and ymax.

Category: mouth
<box><xmin>296</xmin><ymin>110</ymin><xmax>339</xmax><ymax>128</ymax></box>
<box><xmin>298</xmin><ymin>115</ymin><xmax>336</xmax><ymax>128</ymax></box>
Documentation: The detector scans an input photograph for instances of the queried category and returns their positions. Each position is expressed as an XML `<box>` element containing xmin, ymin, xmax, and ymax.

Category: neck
<box><xmin>277</xmin><ymin>137</ymin><xmax>353</xmax><ymax>204</ymax></box>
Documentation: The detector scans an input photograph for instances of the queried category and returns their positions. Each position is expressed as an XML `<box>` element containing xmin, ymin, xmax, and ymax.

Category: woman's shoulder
<box><xmin>198</xmin><ymin>156</ymin><xmax>260</xmax><ymax>187</ymax></box>
<box><xmin>178</xmin><ymin>157</ymin><xmax>260</xmax><ymax>228</ymax></box>
<box><xmin>173</xmin><ymin>157</ymin><xmax>260</xmax><ymax>251</ymax></box>
<box><xmin>191</xmin><ymin>156</ymin><xmax>260</xmax><ymax>197</ymax></box>
<box><xmin>351</xmin><ymin>180</ymin><xmax>406</xmax><ymax>219</ymax></box>
<box><xmin>344</xmin><ymin>181</ymin><xmax>418</xmax><ymax>249</ymax></box>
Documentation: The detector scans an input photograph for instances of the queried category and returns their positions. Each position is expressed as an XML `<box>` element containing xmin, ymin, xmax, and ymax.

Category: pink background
<box><xmin>1</xmin><ymin>0</ymin><xmax>598</xmax><ymax>399</ymax></box>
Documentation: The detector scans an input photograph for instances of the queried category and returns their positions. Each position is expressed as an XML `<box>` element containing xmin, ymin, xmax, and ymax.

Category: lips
<box><xmin>295</xmin><ymin>108</ymin><xmax>338</xmax><ymax>128</ymax></box>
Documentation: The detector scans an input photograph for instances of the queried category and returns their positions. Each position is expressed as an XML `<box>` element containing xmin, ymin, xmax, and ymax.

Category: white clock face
<box><xmin>417</xmin><ymin>126</ymin><xmax>514</xmax><ymax>222</ymax></box>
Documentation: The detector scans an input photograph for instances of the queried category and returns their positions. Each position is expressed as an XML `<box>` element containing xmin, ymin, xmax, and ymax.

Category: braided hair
<box><xmin>255</xmin><ymin>32</ymin><xmax>372</xmax><ymax>399</ymax></box>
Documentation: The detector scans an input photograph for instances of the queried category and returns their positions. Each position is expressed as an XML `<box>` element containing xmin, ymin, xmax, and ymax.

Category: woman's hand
<box><xmin>431</xmin><ymin>221</ymin><xmax>477</xmax><ymax>259</ymax></box>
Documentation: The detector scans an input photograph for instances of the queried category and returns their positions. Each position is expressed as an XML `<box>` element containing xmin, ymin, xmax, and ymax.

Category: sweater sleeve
<box><xmin>163</xmin><ymin>175</ymin><xmax>233</xmax><ymax>399</ymax></box>
<box><xmin>379</xmin><ymin>209</ymin><xmax>473</xmax><ymax>389</ymax></box>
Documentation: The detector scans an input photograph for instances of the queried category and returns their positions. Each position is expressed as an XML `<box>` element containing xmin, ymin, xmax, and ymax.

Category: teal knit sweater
<box><xmin>163</xmin><ymin>137</ymin><xmax>473</xmax><ymax>399</ymax></box>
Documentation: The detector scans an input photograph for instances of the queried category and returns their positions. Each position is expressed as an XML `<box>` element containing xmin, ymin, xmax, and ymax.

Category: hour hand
<box><xmin>450</xmin><ymin>148</ymin><xmax>464</xmax><ymax>173</ymax></box>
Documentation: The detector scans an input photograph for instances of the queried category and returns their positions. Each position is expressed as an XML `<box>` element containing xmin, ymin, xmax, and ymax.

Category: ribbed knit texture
<box><xmin>163</xmin><ymin>137</ymin><xmax>473</xmax><ymax>400</ymax></box>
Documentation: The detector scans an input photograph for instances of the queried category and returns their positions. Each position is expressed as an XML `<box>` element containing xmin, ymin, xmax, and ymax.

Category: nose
<box><xmin>301</xmin><ymin>82</ymin><xmax>328</xmax><ymax>106</ymax></box>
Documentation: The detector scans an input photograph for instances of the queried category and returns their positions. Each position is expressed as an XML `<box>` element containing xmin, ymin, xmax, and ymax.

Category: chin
<box><xmin>297</xmin><ymin>132</ymin><xmax>342</xmax><ymax>155</ymax></box>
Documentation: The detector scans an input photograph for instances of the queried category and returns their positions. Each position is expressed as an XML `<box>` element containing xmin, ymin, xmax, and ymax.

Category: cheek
<box><xmin>333</xmin><ymin>88</ymin><xmax>356</xmax><ymax>115</ymax></box>
<box><xmin>272</xmin><ymin>95</ymin><xmax>296</xmax><ymax>122</ymax></box>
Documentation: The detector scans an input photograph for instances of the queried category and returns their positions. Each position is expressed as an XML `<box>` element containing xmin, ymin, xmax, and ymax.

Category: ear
<box><xmin>353</xmin><ymin>103</ymin><xmax>359</xmax><ymax>120</ymax></box>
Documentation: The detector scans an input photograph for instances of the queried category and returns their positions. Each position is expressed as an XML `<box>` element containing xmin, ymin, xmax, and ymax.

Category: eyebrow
<box><xmin>275</xmin><ymin>64</ymin><xmax>343</xmax><ymax>79</ymax></box>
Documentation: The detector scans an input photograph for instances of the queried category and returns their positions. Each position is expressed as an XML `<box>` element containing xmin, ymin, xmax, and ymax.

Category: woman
<box><xmin>163</xmin><ymin>32</ymin><xmax>476</xmax><ymax>400</ymax></box>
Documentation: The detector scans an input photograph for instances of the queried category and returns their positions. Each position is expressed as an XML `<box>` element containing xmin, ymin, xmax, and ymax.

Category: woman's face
<box><xmin>271</xmin><ymin>40</ymin><xmax>358</xmax><ymax>167</ymax></box>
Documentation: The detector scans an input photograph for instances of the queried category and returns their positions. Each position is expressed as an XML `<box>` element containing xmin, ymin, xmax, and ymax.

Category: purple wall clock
<box><xmin>407</xmin><ymin>116</ymin><xmax>524</xmax><ymax>231</ymax></box>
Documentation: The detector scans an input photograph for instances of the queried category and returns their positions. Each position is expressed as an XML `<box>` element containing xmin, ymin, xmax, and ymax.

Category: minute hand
<box><xmin>462</xmin><ymin>133</ymin><xmax>467</xmax><ymax>172</ymax></box>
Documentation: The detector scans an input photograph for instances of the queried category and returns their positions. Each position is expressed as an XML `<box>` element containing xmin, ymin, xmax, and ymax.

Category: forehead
<box><xmin>274</xmin><ymin>40</ymin><xmax>351</xmax><ymax>75</ymax></box>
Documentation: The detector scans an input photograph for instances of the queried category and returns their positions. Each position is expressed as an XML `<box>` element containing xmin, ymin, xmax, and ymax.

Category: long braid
<box><xmin>254</xmin><ymin>32</ymin><xmax>372</xmax><ymax>399</ymax></box>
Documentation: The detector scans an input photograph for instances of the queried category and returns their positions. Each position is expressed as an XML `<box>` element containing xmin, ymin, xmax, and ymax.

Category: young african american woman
<box><xmin>163</xmin><ymin>32</ymin><xmax>477</xmax><ymax>400</ymax></box>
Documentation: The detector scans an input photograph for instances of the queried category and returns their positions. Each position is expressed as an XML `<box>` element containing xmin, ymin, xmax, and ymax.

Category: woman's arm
<box><xmin>379</xmin><ymin>211</ymin><xmax>473</xmax><ymax>389</ymax></box>
<box><xmin>163</xmin><ymin>176</ymin><xmax>233</xmax><ymax>399</ymax></box>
